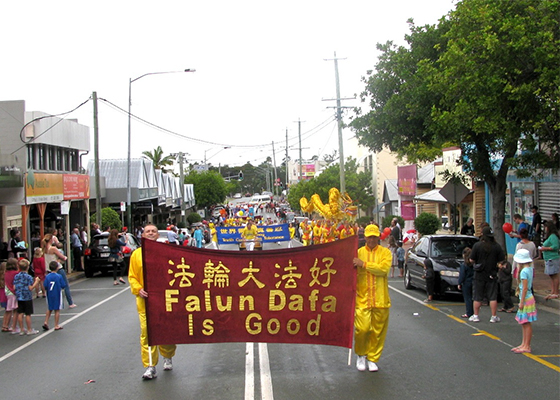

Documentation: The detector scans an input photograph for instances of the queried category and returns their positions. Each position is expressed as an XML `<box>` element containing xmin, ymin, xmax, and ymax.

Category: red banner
<box><xmin>143</xmin><ymin>237</ymin><xmax>357</xmax><ymax>348</ymax></box>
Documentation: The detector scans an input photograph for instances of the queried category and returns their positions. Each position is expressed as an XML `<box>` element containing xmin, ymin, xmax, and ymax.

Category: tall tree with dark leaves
<box><xmin>350</xmin><ymin>0</ymin><xmax>559</xmax><ymax>248</ymax></box>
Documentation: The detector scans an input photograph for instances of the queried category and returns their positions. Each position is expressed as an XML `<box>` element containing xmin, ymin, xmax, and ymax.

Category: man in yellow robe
<box><xmin>352</xmin><ymin>224</ymin><xmax>392</xmax><ymax>372</ymax></box>
<box><xmin>129</xmin><ymin>224</ymin><xmax>177</xmax><ymax>380</ymax></box>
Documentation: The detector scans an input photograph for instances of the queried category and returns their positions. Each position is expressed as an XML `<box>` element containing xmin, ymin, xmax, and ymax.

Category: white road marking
<box><xmin>259</xmin><ymin>343</ymin><xmax>274</xmax><ymax>400</ymax></box>
<box><xmin>0</xmin><ymin>286</ymin><xmax>130</xmax><ymax>364</ymax></box>
<box><xmin>245</xmin><ymin>342</ymin><xmax>254</xmax><ymax>400</ymax></box>
<box><xmin>244</xmin><ymin>343</ymin><xmax>274</xmax><ymax>400</ymax></box>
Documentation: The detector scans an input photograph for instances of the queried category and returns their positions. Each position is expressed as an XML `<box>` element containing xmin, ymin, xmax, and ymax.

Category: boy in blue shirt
<box><xmin>43</xmin><ymin>261</ymin><xmax>67</xmax><ymax>331</ymax></box>
<box><xmin>13</xmin><ymin>258</ymin><xmax>41</xmax><ymax>335</ymax></box>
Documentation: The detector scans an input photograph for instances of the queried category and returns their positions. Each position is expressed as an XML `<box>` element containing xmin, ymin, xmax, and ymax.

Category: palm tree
<box><xmin>142</xmin><ymin>146</ymin><xmax>175</xmax><ymax>173</ymax></box>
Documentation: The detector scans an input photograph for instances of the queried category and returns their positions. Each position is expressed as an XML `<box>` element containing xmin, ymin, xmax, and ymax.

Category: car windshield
<box><xmin>430</xmin><ymin>238</ymin><xmax>477</xmax><ymax>258</ymax></box>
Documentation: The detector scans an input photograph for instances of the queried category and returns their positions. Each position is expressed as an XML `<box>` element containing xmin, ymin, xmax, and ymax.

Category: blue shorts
<box><xmin>545</xmin><ymin>258</ymin><xmax>560</xmax><ymax>276</ymax></box>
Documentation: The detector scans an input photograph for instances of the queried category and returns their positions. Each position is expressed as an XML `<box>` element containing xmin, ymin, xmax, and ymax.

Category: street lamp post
<box><xmin>126</xmin><ymin>68</ymin><xmax>195</xmax><ymax>228</ymax></box>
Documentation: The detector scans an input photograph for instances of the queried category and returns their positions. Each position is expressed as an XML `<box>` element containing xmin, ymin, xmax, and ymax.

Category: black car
<box><xmin>83</xmin><ymin>232</ymin><xmax>140</xmax><ymax>278</ymax></box>
<box><xmin>404</xmin><ymin>234</ymin><xmax>478</xmax><ymax>296</ymax></box>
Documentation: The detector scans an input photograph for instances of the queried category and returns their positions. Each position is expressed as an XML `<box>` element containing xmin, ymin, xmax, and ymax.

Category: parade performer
<box><xmin>301</xmin><ymin>220</ymin><xmax>312</xmax><ymax>246</ymax></box>
<box><xmin>352</xmin><ymin>224</ymin><xmax>392</xmax><ymax>372</ymax></box>
<box><xmin>241</xmin><ymin>219</ymin><xmax>260</xmax><ymax>251</ymax></box>
<box><xmin>313</xmin><ymin>220</ymin><xmax>322</xmax><ymax>245</ymax></box>
<box><xmin>129</xmin><ymin>224</ymin><xmax>177</xmax><ymax>380</ymax></box>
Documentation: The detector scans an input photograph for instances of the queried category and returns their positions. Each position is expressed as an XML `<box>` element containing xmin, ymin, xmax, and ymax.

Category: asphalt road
<box><xmin>1</xmin><ymin>273</ymin><xmax>558</xmax><ymax>400</ymax></box>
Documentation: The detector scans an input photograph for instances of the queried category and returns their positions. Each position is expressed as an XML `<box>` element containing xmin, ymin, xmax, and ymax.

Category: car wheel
<box><xmin>404</xmin><ymin>267</ymin><xmax>414</xmax><ymax>290</ymax></box>
<box><xmin>84</xmin><ymin>266</ymin><xmax>94</xmax><ymax>278</ymax></box>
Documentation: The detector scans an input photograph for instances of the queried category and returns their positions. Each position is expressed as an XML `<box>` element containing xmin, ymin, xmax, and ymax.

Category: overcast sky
<box><xmin>1</xmin><ymin>0</ymin><xmax>456</xmax><ymax>168</ymax></box>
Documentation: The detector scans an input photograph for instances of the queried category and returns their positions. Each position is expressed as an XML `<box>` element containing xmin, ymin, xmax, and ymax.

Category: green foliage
<box><xmin>414</xmin><ymin>212</ymin><xmax>440</xmax><ymax>236</ymax></box>
<box><xmin>187</xmin><ymin>212</ymin><xmax>202</xmax><ymax>225</ymax></box>
<box><xmin>357</xmin><ymin>216</ymin><xmax>370</xmax><ymax>226</ymax></box>
<box><xmin>91</xmin><ymin>207</ymin><xmax>122</xmax><ymax>231</ymax></box>
<box><xmin>177</xmin><ymin>221</ymin><xmax>187</xmax><ymax>229</ymax></box>
<box><xmin>350</xmin><ymin>0</ymin><xmax>559</xmax><ymax>248</ymax></box>
<box><xmin>185</xmin><ymin>171</ymin><xmax>228</xmax><ymax>209</ymax></box>
<box><xmin>382</xmin><ymin>215</ymin><xmax>405</xmax><ymax>230</ymax></box>
<box><xmin>156</xmin><ymin>223</ymin><xmax>167</xmax><ymax>230</ymax></box>
<box><xmin>286</xmin><ymin>157</ymin><xmax>375</xmax><ymax>216</ymax></box>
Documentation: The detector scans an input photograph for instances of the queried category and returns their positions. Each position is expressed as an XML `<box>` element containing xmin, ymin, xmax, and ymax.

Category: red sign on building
<box><xmin>63</xmin><ymin>174</ymin><xmax>90</xmax><ymax>200</ymax></box>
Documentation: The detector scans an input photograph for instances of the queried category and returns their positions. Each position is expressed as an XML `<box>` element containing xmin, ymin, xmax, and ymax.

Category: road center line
<box><xmin>258</xmin><ymin>343</ymin><xmax>274</xmax><ymax>400</ymax></box>
<box><xmin>245</xmin><ymin>342</ymin><xmax>254</xmax><ymax>400</ymax></box>
<box><xmin>0</xmin><ymin>286</ymin><xmax>130</xmax><ymax>364</ymax></box>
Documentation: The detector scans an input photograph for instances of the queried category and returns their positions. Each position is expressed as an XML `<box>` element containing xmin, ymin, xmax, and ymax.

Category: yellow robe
<box><xmin>354</xmin><ymin>244</ymin><xmax>392</xmax><ymax>362</ymax></box>
<box><xmin>129</xmin><ymin>249</ymin><xmax>177</xmax><ymax>368</ymax></box>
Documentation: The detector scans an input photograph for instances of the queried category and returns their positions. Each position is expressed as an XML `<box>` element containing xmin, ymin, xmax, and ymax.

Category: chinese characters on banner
<box><xmin>216</xmin><ymin>223</ymin><xmax>291</xmax><ymax>244</ymax></box>
<box><xmin>142</xmin><ymin>237</ymin><xmax>357</xmax><ymax>348</ymax></box>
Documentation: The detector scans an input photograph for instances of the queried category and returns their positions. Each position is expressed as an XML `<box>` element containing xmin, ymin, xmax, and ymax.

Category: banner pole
<box><xmin>348</xmin><ymin>349</ymin><xmax>351</xmax><ymax>366</ymax></box>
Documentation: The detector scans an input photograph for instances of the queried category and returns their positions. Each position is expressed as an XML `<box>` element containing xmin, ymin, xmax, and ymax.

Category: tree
<box><xmin>142</xmin><ymin>146</ymin><xmax>175</xmax><ymax>174</ymax></box>
<box><xmin>91</xmin><ymin>207</ymin><xmax>122</xmax><ymax>231</ymax></box>
<box><xmin>350</xmin><ymin>0</ymin><xmax>559</xmax><ymax>249</ymax></box>
<box><xmin>414</xmin><ymin>212</ymin><xmax>440</xmax><ymax>236</ymax></box>
<box><xmin>185</xmin><ymin>170</ymin><xmax>228</xmax><ymax>209</ymax></box>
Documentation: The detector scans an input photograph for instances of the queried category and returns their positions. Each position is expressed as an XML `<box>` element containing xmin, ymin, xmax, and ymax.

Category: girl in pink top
<box><xmin>32</xmin><ymin>248</ymin><xmax>47</xmax><ymax>298</ymax></box>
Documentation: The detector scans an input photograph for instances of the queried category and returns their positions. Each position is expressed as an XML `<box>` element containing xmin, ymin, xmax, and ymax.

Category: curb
<box><xmin>534</xmin><ymin>293</ymin><xmax>560</xmax><ymax>310</ymax></box>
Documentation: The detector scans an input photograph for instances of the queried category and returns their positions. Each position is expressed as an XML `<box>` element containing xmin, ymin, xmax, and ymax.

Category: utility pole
<box><xmin>178</xmin><ymin>152</ymin><xmax>186</xmax><ymax>226</ymax></box>
<box><xmin>285</xmin><ymin>128</ymin><xmax>289</xmax><ymax>190</ymax></box>
<box><xmin>324</xmin><ymin>52</ymin><xmax>354</xmax><ymax>194</ymax></box>
<box><xmin>92</xmin><ymin>92</ymin><xmax>101</xmax><ymax>227</ymax></box>
<box><xmin>297</xmin><ymin>119</ymin><xmax>303</xmax><ymax>182</ymax></box>
<box><xmin>272</xmin><ymin>141</ymin><xmax>278</xmax><ymax>197</ymax></box>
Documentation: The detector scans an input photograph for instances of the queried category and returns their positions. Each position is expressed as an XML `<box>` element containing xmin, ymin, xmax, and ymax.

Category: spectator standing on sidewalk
<box><xmin>32</xmin><ymin>248</ymin><xmax>46</xmax><ymax>298</ymax></box>
<box><xmin>512</xmin><ymin>228</ymin><xmax>537</xmax><ymax>281</ymax></box>
<box><xmin>530</xmin><ymin>206</ymin><xmax>542</xmax><ymax>246</ymax></box>
<box><xmin>509</xmin><ymin>214</ymin><xmax>529</xmax><ymax>243</ymax></box>
<box><xmin>469</xmin><ymin>226</ymin><xmax>505</xmax><ymax>323</ymax></box>
<box><xmin>539</xmin><ymin>221</ymin><xmax>559</xmax><ymax>300</ymax></box>
<box><xmin>460</xmin><ymin>218</ymin><xmax>475</xmax><ymax>236</ymax></box>
<box><xmin>70</xmin><ymin>228</ymin><xmax>83</xmax><ymax>272</ymax></box>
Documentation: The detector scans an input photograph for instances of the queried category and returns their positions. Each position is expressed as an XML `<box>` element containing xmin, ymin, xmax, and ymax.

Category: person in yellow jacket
<box><xmin>241</xmin><ymin>219</ymin><xmax>260</xmax><ymax>251</ymax></box>
<box><xmin>129</xmin><ymin>223</ymin><xmax>177</xmax><ymax>380</ymax></box>
<box><xmin>209</xmin><ymin>222</ymin><xmax>218</xmax><ymax>243</ymax></box>
<box><xmin>352</xmin><ymin>224</ymin><xmax>392</xmax><ymax>372</ymax></box>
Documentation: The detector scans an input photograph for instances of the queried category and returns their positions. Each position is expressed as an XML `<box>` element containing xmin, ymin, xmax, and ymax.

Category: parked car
<box><xmin>404</xmin><ymin>234</ymin><xmax>478</xmax><ymax>296</ymax></box>
<box><xmin>83</xmin><ymin>232</ymin><xmax>140</xmax><ymax>278</ymax></box>
<box><xmin>233</xmin><ymin>193</ymin><xmax>242</xmax><ymax>199</ymax></box>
